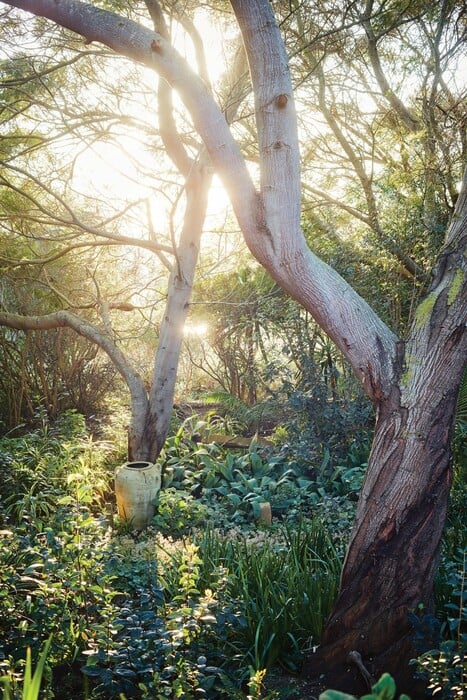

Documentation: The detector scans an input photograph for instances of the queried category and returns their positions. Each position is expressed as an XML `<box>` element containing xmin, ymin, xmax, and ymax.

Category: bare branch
<box><xmin>360</xmin><ymin>0</ymin><xmax>419</xmax><ymax>132</ymax></box>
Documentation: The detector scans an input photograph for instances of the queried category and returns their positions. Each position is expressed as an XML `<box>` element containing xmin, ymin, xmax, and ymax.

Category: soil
<box><xmin>264</xmin><ymin>648</ymin><xmax>428</xmax><ymax>699</ymax></box>
<box><xmin>264</xmin><ymin>649</ymin><xmax>371</xmax><ymax>699</ymax></box>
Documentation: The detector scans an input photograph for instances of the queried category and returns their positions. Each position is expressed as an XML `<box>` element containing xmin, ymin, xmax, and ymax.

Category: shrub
<box><xmin>411</xmin><ymin>548</ymin><xmax>466</xmax><ymax>699</ymax></box>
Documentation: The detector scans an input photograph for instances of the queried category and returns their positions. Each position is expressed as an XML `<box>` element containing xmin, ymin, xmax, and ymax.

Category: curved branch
<box><xmin>3</xmin><ymin>0</ymin><xmax>400</xmax><ymax>403</ymax></box>
<box><xmin>0</xmin><ymin>310</ymin><xmax>142</xmax><ymax>387</ymax></box>
<box><xmin>145</xmin><ymin>0</ymin><xmax>194</xmax><ymax>177</ymax></box>
<box><xmin>361</xmin><ymin>0</ymin><xmax>419</xmax><ymax>133</ymax></box>
<box><xmin>303</xmin><ymin>183</ymin><xmax>426</xmax><ymax>279</ymax></box>
<box><xmin>0</xmin><ymin>309</ymin><xmax>150</xmax><ymax>443</ymax></box>
<box><xmin>231</xmin><ymin>0</ymin><xmax>398</xmax><ymax>401</ymax></box>
<box><xmin>303</xmin><ymin>183</ymin><xmax>373</xmax><ymax>226</ymax></box>
<box><xmin>0</xmin><ymin>49</ymin><xmax>102</xmax><ymax>88</ymax></box>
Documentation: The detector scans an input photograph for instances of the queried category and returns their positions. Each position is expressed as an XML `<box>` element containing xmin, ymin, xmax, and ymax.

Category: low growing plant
<box><xmin>319</xmin><ymin>672</ymin><xmax>410</xmax><ymax>700</ymax></box>
<box><xmin>0</xmin><ymin>636</ymin><xmax>52</xmax><ymax>700</ymax></box>
<box><xmin>193</xmin><ymin>519</ymin><xmax>341</xmax><ymax>673</ymax></box>
<box><xmin>410</xmin><ymin>548</ymin><xmax>466</xmax><ymax>699</ymax></box>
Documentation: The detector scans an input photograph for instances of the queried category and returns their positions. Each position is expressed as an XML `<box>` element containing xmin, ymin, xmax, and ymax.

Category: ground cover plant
<box><xmin>0</xmin><ymin>411</ymin><xmax>465</xmax><ymax>698</ymax></box>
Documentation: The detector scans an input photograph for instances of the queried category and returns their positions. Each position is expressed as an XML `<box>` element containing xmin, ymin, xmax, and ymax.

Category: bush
<box><xmin>411</xmin><ymin>548</ymin><xmax>466</xmax><ymax>699</ymax></box>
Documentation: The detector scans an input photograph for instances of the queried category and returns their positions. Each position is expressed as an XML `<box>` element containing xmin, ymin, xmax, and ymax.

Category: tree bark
<box><xmin>318</xmin><ymin>171</ymin><xmax>467</xmax><ymax>685</ymax></box>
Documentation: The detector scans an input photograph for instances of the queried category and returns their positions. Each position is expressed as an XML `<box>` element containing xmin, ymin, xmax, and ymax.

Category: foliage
<box><xmin>193</xmin><ymin>521</ymin><xmax>341</xmax><ymax>673</ymax></box>
<box><xmin>273</xmin><ymin>371</ymin><xmax>373</xmax><ymax>481</ymax></box>
<box><xmin>0</xmin><ymin>415</ymin><xmax>117</xmax><ymax>696</ymax></box>
<box><xmin>152</xmin><ymin>487</ymin><xmax>210</xmax><ymax>538</ymax></box>
<box><xmin>0</xmin><ymin>636</ymin><xmax>52</xmax><ymax>700</ymax></box>
<box><xmin>410</xmin><ymin>548</ymin><xmax>466</xmax><ymax>699</ymax></box>
<box><xmin>190</xmin><ymin>268</ymin><xmax>287</xmax><ymax>405</ymax></box>
<box><xmin>159</xmin><ymin>432</ymin><xmax>311</xmax><ymax>529</ymax></box>
<box><xmin>0</xmin><ymin>417</ymin><xmax>344</xmax><ymax>698</ymax></box>
<box><xmin>79</xmin><ymin>533</ymin><xmax>250</xmax><ymax>698</ymax></box>
<box><xmin>0</xmin><ymin>321</ymin><xmax>120</xmax><ymax>431</ymax></box>
<box><xmin>411</xmin><ymin>639</ymin><xmax>466</xmax><ymax>700</ymax></box>
<box><xmin>0</xmin><ymin>0</ymin><xmax>466</xmax><ymax>694</ymax></box>
<box><xmin>200</xmin><ymin>390</ymin><xmax>281</xmax><ymax>438</ymax></box>
<box><xmin>156</xmin><ymin>417</ymin><xmax>368</xmax><ymax>540</ymax></box>
<box><xmin>319</xmin><ymin>673</ymin><xmax>411</xmax><ymax>700</ymax></box>
<box><xmin>0</xmin><ymin>409</ymin><xmax>112</xmax><ymax>527</ymax></box>
<box><xmin>0</xmin><ymin>412</ymin><xmax>465</xmax><ymax>698</ymax></box>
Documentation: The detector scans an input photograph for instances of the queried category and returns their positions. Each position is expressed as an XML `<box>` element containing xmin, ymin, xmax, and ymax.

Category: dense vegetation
<box><xmin>0</xmin><ymin>396</ymin><xmax>465</xmax><ymax>699</ymax></box>
<box><xmin>0</xmin><ymin>1</ymin><xmax>465</xmax><ymax>697</ymax></box>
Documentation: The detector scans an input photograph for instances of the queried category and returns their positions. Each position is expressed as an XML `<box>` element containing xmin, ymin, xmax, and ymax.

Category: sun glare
<box><xmin>69</xmin><ymin>7</ymin><xmax>237</xmax><ymax>231</ymax></box>
<box><xmin>72</xmin><ymin>140</ymin><xmax>152</xmax><ymax>202</ymax></box>
<box><xmin>184</xmin><ymin>322</ymin><xmax>208</xmax><ymax>337</ymax></box>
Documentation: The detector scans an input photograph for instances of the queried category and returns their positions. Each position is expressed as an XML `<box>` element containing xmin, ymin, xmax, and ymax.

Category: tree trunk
<box><xmin>134</xmin><ymin>163</ymin><xmax>211</xmax><ymax>461</ymax></box>
<box><xmin>316</xmin><ymin>178</ymin><xmax>467</xmax><ymax>688</ymax></box>
<box><xmin>318</xmin><ymin>389</ymin><xmax>455</xmax><ymax>687</ymax></box>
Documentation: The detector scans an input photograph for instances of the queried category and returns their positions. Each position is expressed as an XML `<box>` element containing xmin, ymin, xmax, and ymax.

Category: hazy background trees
<box><xmin>2</xmin><ymin>1</ymin><xmax>464</xmax><ymax>435</ymax></box>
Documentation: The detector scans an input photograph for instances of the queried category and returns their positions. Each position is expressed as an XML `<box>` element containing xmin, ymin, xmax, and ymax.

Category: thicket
<box><xmin>0</xmin><ymin>402</ymin><xmax>465</xmax><ymax>699</ymax></box>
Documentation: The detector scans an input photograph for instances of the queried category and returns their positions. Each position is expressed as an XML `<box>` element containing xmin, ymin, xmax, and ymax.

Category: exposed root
<box><xmin>348</xmin><ymin>650</ymin><xmax>374</xmax><ymax>690</ymax></box>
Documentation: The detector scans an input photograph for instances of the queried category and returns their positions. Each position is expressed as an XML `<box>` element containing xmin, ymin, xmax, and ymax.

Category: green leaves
<box><xmin>21</xmin><ymin>636</ymin><xmax>52</xmax><ymax>700</ymax></box>
<box><xmin>319</xmin><ymin>673</ymin><xmax>411</xmax><ymax>700</ymax></box>
<box><xmin>0</xmin><ymin>636</ymin><xmax>52</xmax><ymax>700</ymax></box>
<box><xmin>193</xmin><ymin>519</ymin><xmax>341</xmax><ymax>672</ymax></box>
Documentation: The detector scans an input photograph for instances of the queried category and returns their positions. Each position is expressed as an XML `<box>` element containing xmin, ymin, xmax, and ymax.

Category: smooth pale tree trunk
<box><xmin>2</xmin><ymin>0</ymin><xmax>466</xmax><ymax>685</ymax></box>
<box><xmin>134</xmin><ymin>163</ymin><xmax>211</xmax><ymax>461</ymax></box>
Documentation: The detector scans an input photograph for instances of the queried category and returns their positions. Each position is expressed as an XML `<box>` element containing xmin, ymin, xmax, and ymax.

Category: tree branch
<box><xmin>360</xmin><ymin>0</ymin><xmax>419</xmax><ymax>133</ymax></box>
<box><xmin>0</xmin><ymin>310</ymin><xmax>145</xmax><ymax>394</ymax></box>
<box><xmin>2</xmin><ymin>0</ymin><xmax>400</xmax><ymax>403</ymax></box>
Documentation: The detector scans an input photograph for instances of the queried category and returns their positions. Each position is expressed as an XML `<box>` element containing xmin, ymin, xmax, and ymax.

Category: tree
<box><xmin>0</xmin><ymin>1</ymin><xmax>223</xmax><ymax>458</ymax></box>
<box><xmin>0</xmin><ymin>0</ymin><xmax>465</xmax><ymax>688</ymax></box>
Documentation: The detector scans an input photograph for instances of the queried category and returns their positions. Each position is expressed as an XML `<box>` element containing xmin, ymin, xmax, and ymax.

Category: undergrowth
<box><xmin>0</xmin><ymin>410</ymin><xmax>465</xmax><ymax>698</ymax></box>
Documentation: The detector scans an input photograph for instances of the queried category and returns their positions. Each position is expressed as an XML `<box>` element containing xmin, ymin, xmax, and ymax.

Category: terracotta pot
<box><xmin>114</xmin><ymin>461</ymin><xmax>161</xmax><ymax>529</ymax></box>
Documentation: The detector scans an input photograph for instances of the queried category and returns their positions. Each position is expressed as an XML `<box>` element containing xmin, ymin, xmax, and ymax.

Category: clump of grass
<box><xmin>190</xmin><ymin>518</ymin><xmax>342</xmax><ymax>672</ymax></box>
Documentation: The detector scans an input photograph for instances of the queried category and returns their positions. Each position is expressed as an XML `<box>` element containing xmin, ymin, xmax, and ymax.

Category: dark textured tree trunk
<box><xmin>317</xmin><ymin>185</ymin><xmax>467</xmax><ymax>687</ymax></box>
<box><xmin>319</xmin><ymin>400</ymin><xmax>454</xmax><ymax>686</ymax></box>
